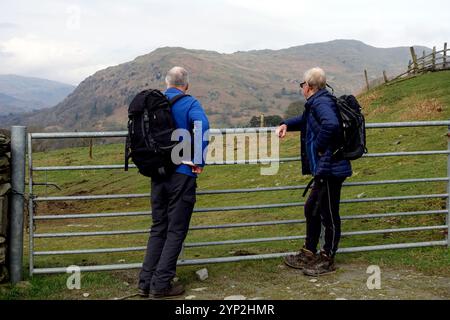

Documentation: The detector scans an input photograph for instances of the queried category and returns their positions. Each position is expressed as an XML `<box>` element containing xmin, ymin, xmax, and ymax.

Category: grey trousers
<box><xmin>138</xmin><ymin>173</ymin><xmax>196</xmax><ymax>291</ymax></box>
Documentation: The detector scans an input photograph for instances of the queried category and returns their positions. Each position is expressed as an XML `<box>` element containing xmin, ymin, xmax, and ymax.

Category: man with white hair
<box><xmin>138</xmin><ymin>66</ymin><xmax>209</xmax><ymax>298</ymax></box>
<box><xmin>276</xmin><ymin>67</ymin><xmax>352</xmax><ymax>276</ymax></box>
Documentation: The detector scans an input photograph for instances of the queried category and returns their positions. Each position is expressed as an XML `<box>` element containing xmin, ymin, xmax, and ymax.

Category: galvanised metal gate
<box><xmin>21</xmin><ymin>121</ymin><xmax>450</xmax><ymax>276</ymax></box>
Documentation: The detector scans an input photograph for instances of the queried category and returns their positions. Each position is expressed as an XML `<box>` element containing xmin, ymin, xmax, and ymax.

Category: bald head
<box><xmin>165</xmin><ymin>66</ymin><xmax>189</xmax><ymax>90</ymax></box>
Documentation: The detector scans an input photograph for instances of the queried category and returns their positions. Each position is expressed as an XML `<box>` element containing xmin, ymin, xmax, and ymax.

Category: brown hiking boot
<box><xmin>150</xmin><ymin>283</ymin><xmax>185</xmax><ymax>299</ymax></box>
<box><xmin>283</xmin><ymin>248</ymin><xmax>317</xmax><ymax>270</ymax></box>
<box><xmin>303</xmin><ymin>251</ymin><xmax>337</xmax><ymax>277</ymax></box>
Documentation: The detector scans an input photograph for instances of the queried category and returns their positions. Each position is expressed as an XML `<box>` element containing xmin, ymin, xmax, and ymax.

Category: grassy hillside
<box><xmin>1</xmin><ymin>71</ymin><xmax>449</xmax><ymax>300</ymax></box>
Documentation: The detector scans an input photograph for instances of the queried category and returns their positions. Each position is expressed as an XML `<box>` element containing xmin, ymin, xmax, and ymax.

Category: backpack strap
<box><xmin>141</xmin><ymin>91</ymin><xmax>160</xmax><ymax>150</ymax></box>
<box><xmin>302</xmin><ymin>177</ymin><xmax>315</xmax><ymax>197</ymax></box>
<box><xmin>169</xmin><ymin>94</ymin><xmax>190</xmax><ymax>106</ymax></box>
<box><xmin>326</xmin><ymin>83</ymin><xmax>335</xmax><ymax>95</ymax></box>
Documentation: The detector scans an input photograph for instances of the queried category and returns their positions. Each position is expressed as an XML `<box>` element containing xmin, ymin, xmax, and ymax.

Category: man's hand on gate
<box><xmin>192</xmin><ymin>165</ymin><xmax>203</xmax><ymax>174</ymax></box>
<box><xmin>276</xmin><ymin>124</ymin><xmax>288</xmax><ymax>139</ymax></box>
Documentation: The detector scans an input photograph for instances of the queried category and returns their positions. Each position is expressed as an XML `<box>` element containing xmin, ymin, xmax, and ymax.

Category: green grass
<box><xmin>1</xmin><ymin>71</ymin><xmax>450</xmax><ymax>300</ymax></box>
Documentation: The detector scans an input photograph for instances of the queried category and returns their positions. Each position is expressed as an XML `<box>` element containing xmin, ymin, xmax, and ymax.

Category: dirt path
<box><xmin>112</xmin><ymin>263</ymin><xmax>450</xmax><ymax>300</ymax></box>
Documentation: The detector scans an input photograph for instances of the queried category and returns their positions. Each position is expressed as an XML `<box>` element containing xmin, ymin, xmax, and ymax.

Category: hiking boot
<box><xmin>150</xmin><ymin>283</ymin><xmax>185</xmax><ymax>299</ymax></box>
<box><xmin>283</xmin><ymin>248</ymin><xmax>317</xmax><ymax>270</ymax></box>
<box><xmin>303</xmin><ymin>251</ymin><xmax>337</xmax><ymax>277</ymax></box>
<box><xmin>138</xmin><ymin>287</ymin><xmax>149</xmax><ymax>298</ymax></box>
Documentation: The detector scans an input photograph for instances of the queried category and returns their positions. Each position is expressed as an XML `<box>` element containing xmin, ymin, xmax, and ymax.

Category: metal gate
<box><xmin>9</xmin><ymin>121</ymin><xmax>449</xmax><ymax>278</ymax></box>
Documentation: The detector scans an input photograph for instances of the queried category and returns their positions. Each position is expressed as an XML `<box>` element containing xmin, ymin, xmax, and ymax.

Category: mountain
<box><xmin>2</xmin><ymin>40</ymin><xmax>430</xmax><ymax>130</ymax></box>
<box><xmin>0</xmin><ymin>74</ymin><xmax>75</xmax><ymax>114</ymax></box>
<box><xmin>0</xmin><ymin>92</ymin><xmax>29</xmax><ymax>114</ymax></box>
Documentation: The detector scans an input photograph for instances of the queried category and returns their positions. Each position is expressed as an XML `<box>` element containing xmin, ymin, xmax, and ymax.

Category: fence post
<box><xmin>9</xmin><ymin>126</ymin><xmax>26</xmax><ymax>284</ymax></box>
<box><xmin>422</xmin><ymin>50</ymin><xmax>426</xmax><ymax>70</ymax></box>
<box><xmin>383</xmin><ymin>71</ymin><xmax>388</xmax><ymax>84</ymax></box>
<box><xmin>432</xmin><ymin>46</ymin><xmax>436</xmax><ymax>70</ymax></box>
<box><xmin>89</xmin><ymin>138</ymin><xmax>93</xmax><ymax>159</ymax></box>
<box><xmin>448</xmin><ymin>126</ymin><xmax>450</xmax><ymax>248</ymax></box>
<box><xmin>27</xmin><ymin>133</ymin><xmax>34</xmax><ymax>277</ymax></box>
<box><xmin>410</xmin><ymin>47</ymin><xmax>418</xmax><ymax>73</ymax></box>
<box><xmin>260</xmin><ymin>114</ymin><xmax>264</xmax><ymax>128</ymax></box>
<box><xmin>364</xmin><ymin>70</ymin><xmax>370</xmax><ymax>91</ymax></box>
<box><xmin>444</xmin><ymin>42</ymin><xmax>448</xmax><ymax>69</ymax></box>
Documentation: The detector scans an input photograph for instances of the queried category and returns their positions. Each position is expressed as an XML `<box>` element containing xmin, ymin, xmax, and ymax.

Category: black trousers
<box><xmin>138</xmin><ymin>173</ymin><xmax>197</xmax><ymax>291</ymax></box>
<box><xmin>304</xmin><ymin>176</ymin><xmax>345</xmax><ymax>257</ymax></box>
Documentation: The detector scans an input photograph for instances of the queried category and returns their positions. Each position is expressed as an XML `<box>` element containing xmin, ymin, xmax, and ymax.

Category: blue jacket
<box><xmin>283</xmin><ymin>89</ymin><xmax>352</xmax><ymax>178</ymax></box>
<box><xmin>165</xmin><ymin>87</ymin><xmax>210</xmax><ymax>178</ymax></box>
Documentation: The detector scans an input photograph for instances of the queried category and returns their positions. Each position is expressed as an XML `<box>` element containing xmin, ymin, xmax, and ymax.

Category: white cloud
<box><xmin>0</xmin><ymin>35</ymin><xmax>85</xmax><ymax>65</ymax></box>
<box><xmin>0</xmin><ymin>34</ymin><xmax>108</xmax><ymax>84</ymax></box>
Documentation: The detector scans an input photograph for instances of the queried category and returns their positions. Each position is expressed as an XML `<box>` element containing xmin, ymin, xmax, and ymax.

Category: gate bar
<box><xmin>32</xmin><ymin>177</ymin><xmax>450</xmax><ymax>202</ymax></box>
<box><xmin>27</xmin><ymin>121</ymin><xmax>450</xmax><ymax>140</ymax></box>
<box><xmin>33</xmin><ymin>225</ymin><xmax>448</xmax><ymax>255</ymax></box>
<box><xmin>32</xmin><ymin>193</ymin><xmax>448</xmax><ymax>204</ymax></box>
<box><xmin>32</xmin><ymin>209</ymin><xmax>447</xmax><ymax>221</ymax></box>
<box><xmin>30</xmin><ymin>240</ymin><xmax>448</xmax><ymax>274</ymax></box>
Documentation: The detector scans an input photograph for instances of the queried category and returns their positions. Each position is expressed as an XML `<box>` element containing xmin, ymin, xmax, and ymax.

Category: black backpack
<box><xmin>124</xmin><ymin>89</ymin><xmax>188</xmax><ymax>179</ymax></box>
<box><xmin>332</xmin><ymin>94</ymin><xmax>368</xmax><ymax>160</ymax></box>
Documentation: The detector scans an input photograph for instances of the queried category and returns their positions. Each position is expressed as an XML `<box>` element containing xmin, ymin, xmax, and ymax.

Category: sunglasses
<box><xmin>299</xmin><ymin>81</ymin><xmax>307</xmax><ymax>89</ymax></box>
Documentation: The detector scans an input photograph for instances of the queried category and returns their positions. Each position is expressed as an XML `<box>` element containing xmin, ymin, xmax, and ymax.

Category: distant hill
<box><xmin>0</xmin><ymin>74</ymin><xmax>75</xmax><ymax>114</ymax></box>
<box><xmin>0</xmin><ymin>92</ymin><xmax>29</xmax><ymax>114</ymax></box>
<box><xmin>2</xmin><ymin>40</ymin><xmax>430</xmax><ymax>130</ymax></box>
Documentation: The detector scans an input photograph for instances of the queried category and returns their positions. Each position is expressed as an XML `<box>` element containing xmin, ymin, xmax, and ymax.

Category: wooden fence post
<box><xmin>432</xmin><ymin>46</ymin><xmax>436</xmax><ymax>70</ymax></box>
<box><xmin>444</xmin><ymin>42</ymin><xmax>448</xmax><ymax>69</ymax></box>
<box><xmin>364</xmin><ymin>69</ymin><xmax>370</xmax><ymax>91</ymax></box>
<box><xmin>383</xmin><ymin>70</ymin><xmax>388</xmax><ymax>84</ymax></box>
<box><xmin>89</xmin><ymin>138</ymin><xmax>93</xmax><ymax>159</ymax></box>
<box><xmin>407</xmin><ymin>60</ymin><xmax>412</xmax><ymax>74</ymax></box>
<box><xmin>410</xmin><ymin>47</ymin><xmax>418</xmax><ymax>73</ymax></box>
<box><xmin>260</xmin><ymin>114</ymin><xmax>264</xmax><ymax>127</ymax></box>
<box><xmin>422</xmin><ymin>50</ymin><xmax>426</xmax><ymax>70</ymax></box>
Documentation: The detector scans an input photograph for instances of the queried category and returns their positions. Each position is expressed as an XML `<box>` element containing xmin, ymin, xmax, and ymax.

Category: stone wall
<box><xmin>0</xmin><ymin>130</ymin><xmax>11</xmax><ymax>283</ymax></box>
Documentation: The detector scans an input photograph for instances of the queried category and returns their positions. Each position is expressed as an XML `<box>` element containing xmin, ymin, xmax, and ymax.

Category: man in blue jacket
<box><xmin>138</xmin><ymin>66</ymin><xmax>210</xmax><ymax>298</ymax></box>
<box><xmin>276</xmin><ymin>67</ymin><xmax>352</xmax><ymax>276</ymax></box>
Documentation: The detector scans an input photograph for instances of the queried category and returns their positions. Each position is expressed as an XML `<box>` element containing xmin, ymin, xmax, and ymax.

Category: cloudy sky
<box><xmin>1</xmin><ymin>0</ymin><xmax>449</xmax><ymax>85</ymax></box>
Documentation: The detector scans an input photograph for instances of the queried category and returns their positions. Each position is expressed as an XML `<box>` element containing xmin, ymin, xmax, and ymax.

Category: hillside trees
<box><xmin>284</xmin><ymin>100</ymin><xmax>305</xmax><ymax>119</ymax></box>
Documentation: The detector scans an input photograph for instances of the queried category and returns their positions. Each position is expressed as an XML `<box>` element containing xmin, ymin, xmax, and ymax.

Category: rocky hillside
<box><xmin>2</xmin><ymin>40</ymin><xmax>429</xmax><ymax>130</ymax></box>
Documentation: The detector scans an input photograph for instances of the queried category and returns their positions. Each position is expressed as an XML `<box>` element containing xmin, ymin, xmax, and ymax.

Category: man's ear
<box><xmin>185</xmin><ymin>83</ymin><xmax>189</xmax><ymax>92</ymax></box>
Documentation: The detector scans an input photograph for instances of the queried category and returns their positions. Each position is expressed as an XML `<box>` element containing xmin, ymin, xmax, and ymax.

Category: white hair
<box><xmin>303</xmin><ymin>67</ymin><xmax>327</xmax><ymax>90</ymax></box>
<box><xmin>165</xmin><ymin>66</ymin><xmax>189</xmax><ymax>87</ymax></box>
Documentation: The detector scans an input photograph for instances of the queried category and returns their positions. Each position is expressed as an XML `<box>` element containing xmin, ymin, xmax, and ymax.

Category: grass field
<box><xmin>1</xmin><ymin>71</ymin><xmax>450</xmax><ymax>300</ymax></box>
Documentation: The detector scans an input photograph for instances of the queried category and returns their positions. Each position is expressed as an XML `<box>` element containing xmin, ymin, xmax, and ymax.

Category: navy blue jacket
<box><xmin>165</xmin><ymin>87</ymin><xmax>210</xmax><ymax>178</ymax></box>
<box><xmin>282</xmin><ymin>89</ymin><xmax>352</xmax><ymax>178</ymax></box>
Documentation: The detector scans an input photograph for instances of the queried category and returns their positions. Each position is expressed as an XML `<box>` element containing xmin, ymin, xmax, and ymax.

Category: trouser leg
<box><xmin>304</xmin><ymin>178</ymin><xmax>323</xmax><ymax>254</ymax></box>
<box><xmin>138</xmin><ymin>180</ymin><xmax>168</xmax><ymax>291</ymax></box>
<box><xmin>319</xmin><ymin>178</ymin><xmax>344</xmax><ymax>257</ymax></box>
<box><xmin>151</xmin><ymin>173</ymin><xmax>196</xmax><ymax>291</ymax></box>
